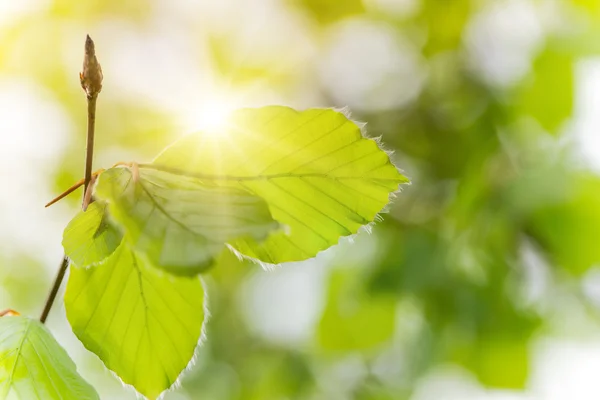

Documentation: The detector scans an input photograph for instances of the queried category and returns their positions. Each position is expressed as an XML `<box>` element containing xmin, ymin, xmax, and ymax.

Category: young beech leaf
<box><xmin>0</xmin><ymin>316</ymin><xmax>99</xmax><ymax>400</ymax></box>
<box><xmin>62</xmin><ymin>201</ymin><xmax>123</xmax><ymax>268</ymax></box>
<box><xmin>152</xmin><ymin>106</ymin><xmax>409</xmax><ymax>264</ymax></box>
<box><xmin>94</xmin><ymin>167</ymin><xmax>279</xmax><ymax>276</ymax></box>
<box><xmin>65</xmin><ymin>241</ymin><xmax>205</xmax><ymax>400</ymax></box>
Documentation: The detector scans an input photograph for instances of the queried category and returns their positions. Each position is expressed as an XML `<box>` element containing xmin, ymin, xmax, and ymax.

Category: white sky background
<box><xmin>1</xmin><ymin>0</ymin><xmax>600</xmax><ymax>399</ymax></box>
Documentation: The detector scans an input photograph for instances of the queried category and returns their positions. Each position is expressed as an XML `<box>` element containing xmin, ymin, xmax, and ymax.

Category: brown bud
<box><xmin>80</xmin><ymin>35</ymin><xmax>103</xmax><ymax>99</ymax></box>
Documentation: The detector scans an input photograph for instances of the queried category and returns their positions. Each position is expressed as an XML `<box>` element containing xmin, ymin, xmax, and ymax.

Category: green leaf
<box><xmin>529</xmin><ymin>174</ymin><xmax>600</xmax><ymax>275</ymax></box>
<box><xmin>64</xmin><ymin>241</ymin><xmax>205</xmax><ymax>400</ymax></box>
<box><xmin>0</xmin><ymin>316</ymin><xmax>99</xmax><ymax>400</ymax></box>
<box><xmin>153</xmin><ymin>106</ymin><xmax>408</xmax><ymax>264</ymax></box>
<box><xmin>458</xmin><ymin>336</ymin><xmax>529</xmax><ymax>389</ymax></box>
<box><xmin>94</xmin><ymin>166</ymin><xmax>279</xmax><ymax>276</ymax></box>
<box><xmin>62</xmin><ymin>201</ymin><xmax>123</xmax><ymax>267</ymax></box>
<box><xmin>516</xmin><ymin>49</ymin><xmax>573</xmax><ymax>133</ymax></box>
<box><xmin>317</xmin><ymin>269</ymin><xmax>396</xmax><ymax>352</ymax></box>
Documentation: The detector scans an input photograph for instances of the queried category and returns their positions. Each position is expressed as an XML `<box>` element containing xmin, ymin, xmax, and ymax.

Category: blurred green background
<box><xmin>2</xmin><ymin>0</ymin><xmax>600</xmax><ymax>399</ymax></box>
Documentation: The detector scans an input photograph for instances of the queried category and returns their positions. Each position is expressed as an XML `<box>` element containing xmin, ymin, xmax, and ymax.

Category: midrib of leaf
<box><xmin>137</xmin><ymin>163</ymin><xmax>404</xmax><ymax>185</ymax></box>
<box><xmin>3</xmin><ymin>320</ymin><xmax>31</xmax><ymax>399</ymax></box>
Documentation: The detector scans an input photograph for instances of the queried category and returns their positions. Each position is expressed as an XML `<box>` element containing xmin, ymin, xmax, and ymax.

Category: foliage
<box><xmin>3</xmin><ymin>0</ymin><xmax>600</xmax><ymax>399</ymax></box>
<box><xmin>153</xmin><ymin>106</ymin><xmax>408</xmax><ymax>264</ymax></box>
<box><xmin>0</xmin><ymin>316</ymin><xmax>98</xmax><ymax>399</ymax></box>
<box><xmin>65</xmin><ymin>242</ymin><xmax>206</xmax><ymax>399</ymax></box>
<box><xmin>1</xmin><ymin>106</ymin><xmax>405</xmax><ymax>399</ymax></box>
<box><xmin>94</xmin><ymin>167</ymin><xmax>278</xmax><ymax>275</ymax></box>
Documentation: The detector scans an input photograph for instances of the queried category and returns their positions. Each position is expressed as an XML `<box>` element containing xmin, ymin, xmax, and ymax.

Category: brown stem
<box><xmin>83</xmin><ymin>95</ymin><xmax>97</xmax><ymax>196</ymax></box>
<box><xmin>82</xmin><ymin>174</ymin><xmax>98</xmax><ymax>211</ymax></box>
<box><xmin>40</xmin><ymin>35</ymin><xmax>103</xmax><ymax>323</ymax></box>
<box><xmin>39</xmin><ymin>257</ymin><xmax>69</xmax><ymax>323</ymax></box>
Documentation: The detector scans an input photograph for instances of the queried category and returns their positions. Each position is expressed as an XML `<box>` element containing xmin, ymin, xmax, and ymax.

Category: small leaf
<box><xmin>94</xmin><ymin>167</ymin><xmax>279</xmax><ymax>276</ymax></box>
<box><xmin>153</xmin><ymin>106</ymin><xmax>408</xmax><ymax>264</ymax></box>
<box><xmin>62</xmin><ymin>201</ymin><xmax>123</xmax><ymax>267</ymax></box>
<box><xmin>64</xmin><ymin>241</ymin><xmax>205</xmax><ymax>400</ymax></box>
<box><xmin>0</xmin><ymin>316</ymin><xmax>99</xmax><ymax>400</ymax></box>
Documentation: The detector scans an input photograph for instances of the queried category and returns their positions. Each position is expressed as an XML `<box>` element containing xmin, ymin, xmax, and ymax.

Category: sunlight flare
<box><xmin>185</xmin><ymin>99</ymin><xmax>235</xmax><ymax>135</ymax></box>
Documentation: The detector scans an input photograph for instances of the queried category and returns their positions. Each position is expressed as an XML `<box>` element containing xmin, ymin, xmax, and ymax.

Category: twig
<box><xmin>39</xmin><ymin>257</ymin><xmax>69</xmax><ymax>323</ymax></box>
<box><xmin>81</xmin><ymin>34</ymin><xmax>103</xmax><ymax>195</ymax></box>
<box><xmin>82</xmin><ymin>174</ymin><xmax>99</xmax><ymax>211</ymax></box>
<box><xmin>44</xmin><ymin>168</ymin><xmax>105</xmax><ymax>208</ymax></box>
<box><xmin>40</xmin><ymin>35</ymin><xmax>103</xmax><ymax>324</ymax></box>
<box><xmin>0</xmin><ymin>309</ymin><xmax>20</xmax><ymax>317</ymax></box>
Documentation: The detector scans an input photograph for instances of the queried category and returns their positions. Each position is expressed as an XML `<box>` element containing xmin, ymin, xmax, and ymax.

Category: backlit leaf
<box><xmin>62</xmin><ymin>201</ymin><xmax>122</xmax><ymax>268</ymax></box>
<box><xmin>153</xmin><ymin>106</ymin><xmax>408</xmax><ymax>264</ymax></box>
<box><xmin>0</xmin><ymin>316</ymin><xmax>99</xmax><ymax>400</ymax></box>
<box><xmin>94</xmin><ymin>166</ymin><xmax>279</xmax><ymax>276</ymax></box>
<box><xmin>64</xmin><ymin>241</ymin><xmax>205</xmax><ymax>400</ymax></box>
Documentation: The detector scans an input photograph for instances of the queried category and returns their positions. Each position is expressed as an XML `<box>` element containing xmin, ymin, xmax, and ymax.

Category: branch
<box><xmin>40</xmin><ymin>35</ymin><xmax>103</xmax><ymax>324</ymax></box>
<box><xmin>44</xmin><ymin>168</ymin><xmax>105</xmax><ymax>208</ymax></box>
<box><xmin>81</xmin><ymin>34</ymin><xmax>103</xmax><ymax>194</ymax></box>
<box><xmin>39</xmin><ymin>257</ymin><xmax>69</xmax><ymax>323</ymax></box>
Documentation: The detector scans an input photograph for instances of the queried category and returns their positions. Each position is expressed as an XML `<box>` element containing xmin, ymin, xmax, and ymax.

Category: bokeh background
<box><xmin>2</xmin><ymin>0</ymin><xmax>600</xmax><ymax>399</ymax></box>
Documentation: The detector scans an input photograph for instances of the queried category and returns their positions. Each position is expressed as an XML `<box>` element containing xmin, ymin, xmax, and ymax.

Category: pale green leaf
<box><xmin>64</xmin><ymin>242</ymin><xmax>205</xmax><ymax>400</ymax></box>
<box><xmin>0</xmin><ymin>316</ymin><xmax>99</xmax><ymax>400</ymax></box>
<box><xmin>62</xmin><ymin>201</ymin><xmax>123</xmax><ymax>267</ymax></box>
<box><xmin>94</xmin><ymin>166</ymin><xmax>279</xmax><ymax>276</ymax></box>
<box><xmin>153</xmin><ymin>106</ymin><xmax>408</xmax><ymax>263</ymax></box>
